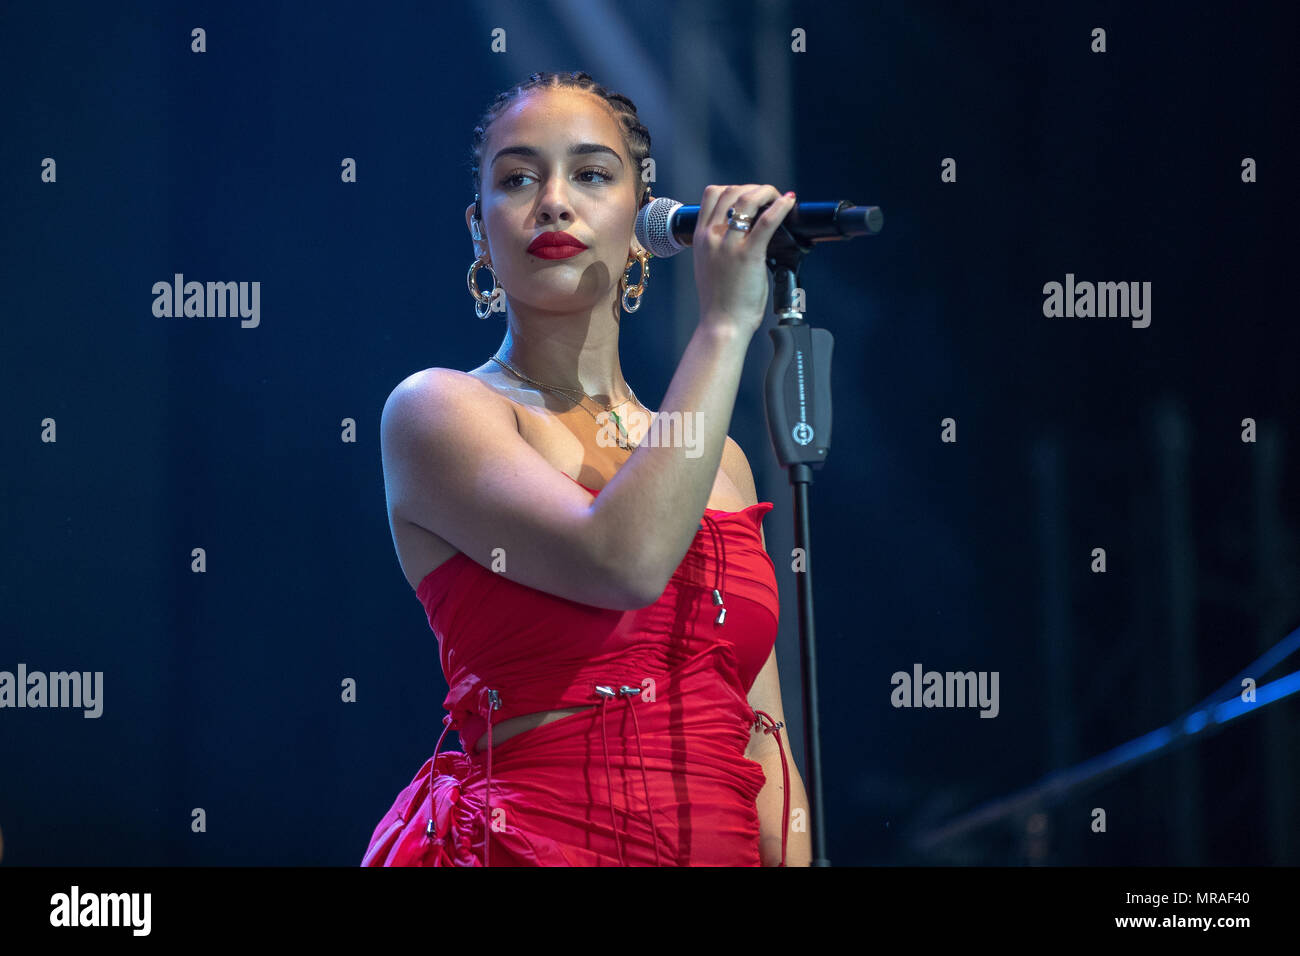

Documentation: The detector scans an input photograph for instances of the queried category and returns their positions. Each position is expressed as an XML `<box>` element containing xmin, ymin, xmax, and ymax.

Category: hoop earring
<box><xmin>467</xmin><ymin>253</ymin><xmax>503</xmax><ymax>319</ymax></box>
<box><xmin>620</xmin><ymin>248</ymin><xmax>651</xmax><ymax>313</ymax></box>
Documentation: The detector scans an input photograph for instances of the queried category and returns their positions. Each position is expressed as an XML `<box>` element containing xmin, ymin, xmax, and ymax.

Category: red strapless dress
<box><xmin>361</xmin><ymin>474</ymin><xmax>790</xmax><ymax>866</ymax></box>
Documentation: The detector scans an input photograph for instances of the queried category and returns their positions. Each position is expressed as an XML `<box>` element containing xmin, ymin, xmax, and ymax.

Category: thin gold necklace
<box><xmin>489</xmin><ymin>353</ymin><xmax>643</xmax><ymax>450</ymax></box>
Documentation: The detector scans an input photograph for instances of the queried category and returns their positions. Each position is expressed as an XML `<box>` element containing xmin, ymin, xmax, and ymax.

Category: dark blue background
<box><xmin>2</xmin><ymin>0</ymin><xmax>1296</xmax><ymax>865</ymax></box>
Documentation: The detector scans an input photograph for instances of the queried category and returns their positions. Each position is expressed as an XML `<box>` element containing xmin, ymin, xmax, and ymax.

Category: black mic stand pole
<box><xmin>760</xmin><ymin>208</ymin><xmax>865</xmax><ymax>868</ymax></box>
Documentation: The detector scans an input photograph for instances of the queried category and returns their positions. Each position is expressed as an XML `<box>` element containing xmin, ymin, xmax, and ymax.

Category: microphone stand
<box><xmin>760</xmin><ymin>210</ymin><xmax>854</xmax><ymax>868</ymax></box>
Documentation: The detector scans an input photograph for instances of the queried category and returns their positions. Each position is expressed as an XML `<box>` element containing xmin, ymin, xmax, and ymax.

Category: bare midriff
<box><xmin>472</xmin><ymin>705</ymin><xmax>599</xmax><ymax>754</ymax></box>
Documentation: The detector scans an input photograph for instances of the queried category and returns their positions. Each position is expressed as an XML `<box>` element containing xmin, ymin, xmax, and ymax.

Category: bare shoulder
<box><xmin>379</xmin><ymin>366</ymin><xmax>519</xmax><ymax>518</ymax></box>
<box><xmin>384</xmin><ymin>366</ymin><xmax>518</xmax><ymax>431</ymax></box>
<box><xmin>388</xmin><ymin>365</ymin><xmax>502</xmax><ymax>405</ymax></box>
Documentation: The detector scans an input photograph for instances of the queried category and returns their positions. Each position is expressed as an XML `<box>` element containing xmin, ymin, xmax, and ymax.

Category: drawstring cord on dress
<box><xmin>422</xmin><ymin>714</ymin><xmax>458</xmax><ymax>865</ymax></box>
<box><xmin>700</xmin><ymin>513</ymin><xmax>728</xmax><ymax>625</ymax></box>
<box><xmin>424</xmin><ymin>686</ymin><xmax>499</xmax><ymax>866</ymax></box>
<box><xmin>484</xmin><ymin>688</ymin><xmax>499</xmax><ymax>866</ymax></box>
<box><xmin>751</xmin><ymin>708</ymin><xmax>790</xmax><ymax>867</ymax></box>
<box><xmin>595</xmin><ymin>684</ymin><xmax>663</xmax><ymax>866</ymax></box>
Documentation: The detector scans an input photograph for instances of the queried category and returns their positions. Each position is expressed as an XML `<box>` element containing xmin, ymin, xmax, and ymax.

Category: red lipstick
<box><xmin>528</xmin><ymin>231</ymin><xmax>588</xmax><ymax>259</ymax></box>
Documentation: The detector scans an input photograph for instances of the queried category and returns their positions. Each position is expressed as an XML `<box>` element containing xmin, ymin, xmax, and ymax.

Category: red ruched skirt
<box><xmin>362</xmin><ymin>650</ymin><xmax>770</xmax><ymax>866</ymax></box>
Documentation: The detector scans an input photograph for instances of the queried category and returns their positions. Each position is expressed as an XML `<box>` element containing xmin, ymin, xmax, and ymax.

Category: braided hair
<box><xmin>468</xmin><ymin>70</ymin><xmax>653</xmax><ymax>222</ymax></box>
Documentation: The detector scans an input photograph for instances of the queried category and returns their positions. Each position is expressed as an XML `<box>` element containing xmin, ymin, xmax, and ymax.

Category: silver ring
<box><xmin>725</xmin><ymin>207</ymin><xmax>754</xmax><ymax>233</ymax></box>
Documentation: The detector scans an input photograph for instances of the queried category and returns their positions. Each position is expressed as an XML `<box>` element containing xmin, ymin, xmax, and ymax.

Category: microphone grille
<box><xmin>636</xmin><ymin>196</ymin><xmax>685</xmax><ymax>258</ymax></box>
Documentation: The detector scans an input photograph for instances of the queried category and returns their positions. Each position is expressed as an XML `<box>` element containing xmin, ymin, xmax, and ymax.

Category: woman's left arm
<box><xmin>747</xmin><ymin>642</ymin><xmax>813</xmax><ymax>867</ymax></box>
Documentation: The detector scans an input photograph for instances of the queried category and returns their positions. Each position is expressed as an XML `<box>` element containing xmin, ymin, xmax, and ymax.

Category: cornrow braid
<box><xmin>468</xmin><ymin>70</ymin><xmax>653</xmax><ymax>222</ymax></box>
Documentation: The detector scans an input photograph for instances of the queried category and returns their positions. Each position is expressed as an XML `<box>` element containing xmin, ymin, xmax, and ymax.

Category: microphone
<box><xmin>635</xmin><ymin>196</ymin><xmax>882</xmax><ymax>258</ymax></box>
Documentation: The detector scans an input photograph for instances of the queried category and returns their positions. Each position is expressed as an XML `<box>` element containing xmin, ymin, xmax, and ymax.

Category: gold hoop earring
<box><xmin>620</xmin><ymin>248</ymin><xmax>651</xmax><ymax>313</ymax></box>
<box><xmin>467</xmin><ymin>253</ymin><xmax>503</xmax><ymax>319</ymax></box>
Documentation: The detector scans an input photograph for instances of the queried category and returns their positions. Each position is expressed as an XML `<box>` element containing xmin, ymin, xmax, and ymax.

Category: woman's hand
<box><xmin>693</xmin><ymin>184</ymin><xmax>795</xmax><ymax>337</ymax></box>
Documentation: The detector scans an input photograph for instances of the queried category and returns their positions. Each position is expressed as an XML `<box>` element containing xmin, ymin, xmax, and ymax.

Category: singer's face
<box><xmin>467</xmin><ymin>89</ymin><xmax>644</xmax><ymax>316</ymax></box>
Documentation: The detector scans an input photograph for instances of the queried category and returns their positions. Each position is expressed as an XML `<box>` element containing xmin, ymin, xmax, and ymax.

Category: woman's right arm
<box><xmin>382</xmin><ymin>183</ymin><xmax>793</xmax><ymax>609</ymax></box>
<box><xmin>588</xmin><ymin>183</ymin><xmax>794</xmax><ymax>598</ymax></box>
<box><xmin>380</xmin><ymin>324</ymin><xmax>748</xmax><ymax>610</ymax></box>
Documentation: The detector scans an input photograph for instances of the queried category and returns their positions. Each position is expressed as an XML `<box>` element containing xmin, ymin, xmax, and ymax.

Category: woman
<box><xmin>362</xmin><ymin>70</ymin><xmax>810</xmax><ymax>866</ymax></box>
